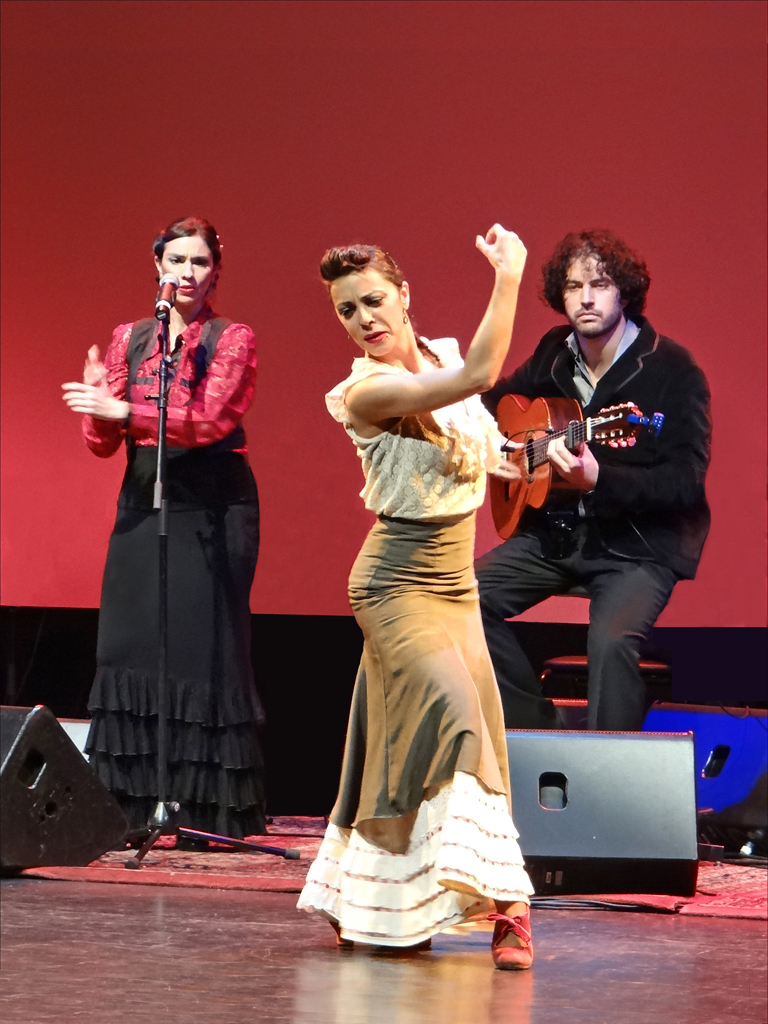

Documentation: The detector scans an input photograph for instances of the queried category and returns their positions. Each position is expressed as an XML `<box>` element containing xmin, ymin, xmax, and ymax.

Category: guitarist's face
<box><xmin>562</xmin><ymin>256</ymin><xmax>625</xmax><ymax>340</ymax></box>
<box><xmin>331</xmin><ymin>269</ymin><xmax>412</xmax><ymax>362</ymax></box>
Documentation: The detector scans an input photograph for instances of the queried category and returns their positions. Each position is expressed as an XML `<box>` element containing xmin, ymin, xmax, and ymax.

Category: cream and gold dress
<box><xmin>297</xmin><ymin>338</ymin><xmax>533</xmax><ymax>946</ymax></box>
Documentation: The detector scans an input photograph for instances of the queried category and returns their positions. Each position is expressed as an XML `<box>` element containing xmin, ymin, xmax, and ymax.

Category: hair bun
<box><xmin>319</xmin><ymin>245</ymin><xmax>403</xmax><ymax>289</ymax></box>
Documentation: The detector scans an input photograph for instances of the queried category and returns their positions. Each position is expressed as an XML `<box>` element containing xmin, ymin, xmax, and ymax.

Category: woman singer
<box><xmin>62</xmin><ymin>216</ymin><xmax>266</xmax><ymax>845</ymax></box>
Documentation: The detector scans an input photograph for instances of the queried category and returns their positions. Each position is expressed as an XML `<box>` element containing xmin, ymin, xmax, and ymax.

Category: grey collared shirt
<box><xmin>566</xmin><ymin>319</ymin><xmax>640</xmax><ymax>406</ymax></box>
<box><xmin>563</xmin><ymin>319</ymin><xmax>639</xmax><ymax>516</ymax></box>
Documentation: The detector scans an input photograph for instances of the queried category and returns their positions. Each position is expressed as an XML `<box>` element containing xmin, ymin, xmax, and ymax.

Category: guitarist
<box><xmin>476</xmin><ymin>230</ymin><xmax>711</xmax><ymax>730</ymax></box>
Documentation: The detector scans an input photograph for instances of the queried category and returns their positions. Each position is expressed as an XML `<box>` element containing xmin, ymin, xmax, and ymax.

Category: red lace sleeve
<box><xmin>82</xmin><ymin>324</ymin><xmax>132</xmax><ymax>458</ymax></box>
<box><xmin>127</xmin><ymin>323</ymin><xmax>257</xmax><ymax>447</ymax></box>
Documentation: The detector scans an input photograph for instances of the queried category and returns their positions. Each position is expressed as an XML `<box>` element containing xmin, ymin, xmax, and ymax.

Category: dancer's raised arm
<box><xmin>326</xmin><ymin>225</ymin><xmax>526</xmax><ymax>435</ymax></box>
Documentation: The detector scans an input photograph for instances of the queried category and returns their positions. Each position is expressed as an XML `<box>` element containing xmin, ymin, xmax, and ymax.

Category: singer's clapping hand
<box><xmin>62</xmin><ymin>350</ymin><xmax>130</xmax><ymax>422</ymax></box>
<box><xmin>83</xmin><ymin>345</ymin><xmax>107</xmax><ymax>387</ymax></box>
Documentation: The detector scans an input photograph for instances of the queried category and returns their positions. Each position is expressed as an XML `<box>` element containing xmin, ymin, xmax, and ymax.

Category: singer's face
<box><xmin>154</xmin><ymin>234</ymin><xmax>216</xmax><ymax>313</ymax></box>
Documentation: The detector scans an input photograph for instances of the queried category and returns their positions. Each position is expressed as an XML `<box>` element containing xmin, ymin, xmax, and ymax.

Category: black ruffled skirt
<box><xmin>85</xmin><ymin>448</ymin><xmax>266</xmax><ymax>838</ymax></box>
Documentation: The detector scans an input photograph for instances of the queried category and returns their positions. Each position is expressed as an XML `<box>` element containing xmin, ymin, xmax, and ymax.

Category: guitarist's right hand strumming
<box><xmin>492</xmin><ymin>443</ymin><xmax>523</xmax><ymax>483</ymax></box>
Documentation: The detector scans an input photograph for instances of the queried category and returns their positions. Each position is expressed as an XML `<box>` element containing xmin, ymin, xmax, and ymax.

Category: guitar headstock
<box><xmin>590</xmin><ymin>402</ymin><xmax>662</xmax><ymax>448</ymax></box>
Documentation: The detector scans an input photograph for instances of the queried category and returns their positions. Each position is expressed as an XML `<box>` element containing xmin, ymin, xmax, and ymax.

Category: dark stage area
<box><xmin>1</xmin><ymin>877</ymin><xmax>766</xmax><ymax>1024</ymax></box>
<box><xmin>2</xmin><ymin>606</ymin><xmax>766</xmax><ymax>816</ymax></box>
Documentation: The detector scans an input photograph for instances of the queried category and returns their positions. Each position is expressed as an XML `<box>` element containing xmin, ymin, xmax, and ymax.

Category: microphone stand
<box><xmin>125</xmin><ymin>295</ymin><xmax>297</xmax><ymax>867</ymax></box>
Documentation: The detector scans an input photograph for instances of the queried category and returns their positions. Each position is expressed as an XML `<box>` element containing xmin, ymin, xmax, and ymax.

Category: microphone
<box><xmin>155</xmin><ymin>274</ymin><xmax>179</xmax><ymax>321</ymax></box>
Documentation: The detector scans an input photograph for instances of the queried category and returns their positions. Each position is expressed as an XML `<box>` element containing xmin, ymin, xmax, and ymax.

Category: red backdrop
<box><xmin>1</xmin><ymin>0</ymin><xmax>766</xmax><ymax>626</ymax></box>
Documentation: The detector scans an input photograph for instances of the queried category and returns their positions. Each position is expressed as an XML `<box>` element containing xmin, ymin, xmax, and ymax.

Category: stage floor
<box><xmin>1</xmin><ymin>877</ymin><xmax>766</xmax><ymax>1024</ymax></box>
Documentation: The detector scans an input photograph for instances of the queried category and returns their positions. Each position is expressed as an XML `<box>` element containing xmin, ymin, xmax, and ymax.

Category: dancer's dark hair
<box><xmin>320</xmin><ymin>245</ymin><xmax>403</xmax><ymax>290</ymax></box>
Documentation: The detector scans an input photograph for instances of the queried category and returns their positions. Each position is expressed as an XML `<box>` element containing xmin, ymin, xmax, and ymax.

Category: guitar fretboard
<box><xmin>525</xmin><ymin>420</ymin><xmax>589</xmax><ymax>471</ymax></box>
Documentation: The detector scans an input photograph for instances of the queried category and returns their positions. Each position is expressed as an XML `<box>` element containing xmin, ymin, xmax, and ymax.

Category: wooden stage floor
<box><xmin>1</xmin><ymin>876</ymin><xmax>766</xmax><ymax>1024</ymax></box>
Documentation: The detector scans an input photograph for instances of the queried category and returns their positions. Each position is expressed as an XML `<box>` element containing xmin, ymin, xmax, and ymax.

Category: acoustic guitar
<box><xmin>489</xmin><ymin>395</ymin><xmax>664</xmax><ymax>539</ymax></box>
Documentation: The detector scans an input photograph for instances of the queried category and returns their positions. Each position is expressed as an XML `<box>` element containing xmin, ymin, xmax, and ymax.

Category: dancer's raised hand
<box><xmin>475</xmin><ymin>224</ymin><xmax>527</xmax><ymax>281</ymax></box>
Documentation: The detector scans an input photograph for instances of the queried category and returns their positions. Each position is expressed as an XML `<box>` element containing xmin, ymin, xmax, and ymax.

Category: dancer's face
<box><xmin>330</xmin><ymin>269</ymin><xmax>411</xmax><ymax>362</ymax></box>
<box><xmin>154</xmin><ymin>234</ymin><xmax>217</xmax><ymax>315</ymax></box>
<box><xmin>562</xmin><ymin>255</ymin><xmax>625</xmax><ymax>339</ymax></box>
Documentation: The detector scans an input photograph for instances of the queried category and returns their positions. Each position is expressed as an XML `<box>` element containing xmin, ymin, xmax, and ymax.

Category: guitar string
<box><xmin>528</xmin><ymin>425</ymin><xmax>586</xmax><ymax>467</ymax></box>
<box><xmin>505</xmin><ymin>417</ymin><xmax>631</xmax><ymax>470</ymax></box>
<box><xmin>506</xmin><ymin>422</ymin><xmax>589</xmax><ymax>468</ymax></box>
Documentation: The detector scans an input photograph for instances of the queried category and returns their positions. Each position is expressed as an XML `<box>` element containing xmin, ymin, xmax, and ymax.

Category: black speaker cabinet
<box><xmin>506</xmin><ymin>730</ymin><xmax>699</xmax><ymax>896</ymax></box>
<box><xmin>1</xmin><ymin>705</ymin><xmax>129</xmax><ymax>873</ymax></box>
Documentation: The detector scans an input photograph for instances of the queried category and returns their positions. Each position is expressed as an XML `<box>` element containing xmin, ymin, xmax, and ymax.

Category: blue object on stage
<box><xmin>642</xmin><ymin>703</ymin><xmax>767</xmax><ymax>827</ymax></box>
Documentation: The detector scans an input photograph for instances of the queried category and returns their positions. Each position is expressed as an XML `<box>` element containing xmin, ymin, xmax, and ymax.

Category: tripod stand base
<box><xmin>124</xmin><ymin>803</ymin><xmax>299</xmax><ymax>868</ymax></box>
<box><xmin>176</xmin><ymin>828</ymin><xmax>300</xmax><ymax>859</ymax></box>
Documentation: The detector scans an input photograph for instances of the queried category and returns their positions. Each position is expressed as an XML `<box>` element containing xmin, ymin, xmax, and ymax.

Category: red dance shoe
<box><xmin>488</xmin><ymin>909</ymin><xmax>533</xmax><ymax>970</ymax></box>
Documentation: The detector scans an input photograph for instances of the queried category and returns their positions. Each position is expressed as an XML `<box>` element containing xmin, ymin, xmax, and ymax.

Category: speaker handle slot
<box><xmin>702</xmin><ymin>745</ymin><xmax>731</xmax><ymax>778</ymax></box>
<box><xmin>539</xmin><ymin>772</ymin><xmax>568</xmax><ymax>809</ymax></box>
<box><xmin>17</xmin><ymin>749</ymin><xmax>46</xmax><ymax>789</ymax></box>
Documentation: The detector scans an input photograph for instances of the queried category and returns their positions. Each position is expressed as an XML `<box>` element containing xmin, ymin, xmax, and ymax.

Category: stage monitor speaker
<box><xmin>1</xmin><ymin>705</ymin><xmax>129</xmax><ymax>873</ymax></box>
<box><xmin>506</xmin><ymin>730</ymin><xmax>698</xmax><ymax>896</ymax></box>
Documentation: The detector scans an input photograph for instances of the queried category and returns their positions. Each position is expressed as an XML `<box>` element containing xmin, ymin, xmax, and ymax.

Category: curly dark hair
<box><xmin>541</xmin><ymin>230</ymin><xmax>650</xmax><ymax>321</ymax></box>
<box><xmin>319</xmin><ymin>245</ymin><xmax>403</xmax><ymax>290</ymax></box>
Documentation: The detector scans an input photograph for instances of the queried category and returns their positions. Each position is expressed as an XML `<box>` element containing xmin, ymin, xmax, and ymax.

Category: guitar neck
<box><xmin>527</xmin><ymin>418</ymin><xmax>591</xmax><ymax>470</ymax></box>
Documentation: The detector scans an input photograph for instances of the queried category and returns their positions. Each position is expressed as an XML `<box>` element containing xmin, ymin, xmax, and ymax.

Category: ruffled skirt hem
<box><xmin>297</xmin><ymin>771</ymin><xmax>533</xmax><ymax>947</ymax></box>
<box><xmin>89</xmin><ymin>665</ymin><xmax>263</xmax><ymax>727</ymax></box>
<box><xmin>85</xmin><ymin>668</ymin><xmax>267</xmax><ymax>838</ymax></box>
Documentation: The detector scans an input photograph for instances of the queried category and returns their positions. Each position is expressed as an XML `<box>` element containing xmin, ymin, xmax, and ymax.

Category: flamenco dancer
<box><xmin>298</xmin><ymin>226</ymin><xmax>535</xmax><ymax>969</ymax></box>
<box><xmin>61</xmin><ymin>216</ymin><xmax>266</xmax><ymax>845</ymax></box>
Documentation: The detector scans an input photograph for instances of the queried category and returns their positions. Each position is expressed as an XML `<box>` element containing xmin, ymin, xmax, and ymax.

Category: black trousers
<box><xmin>475</xmin><ymin>524</ymin><xmax>678</xmax><ymax>731</ymax></box>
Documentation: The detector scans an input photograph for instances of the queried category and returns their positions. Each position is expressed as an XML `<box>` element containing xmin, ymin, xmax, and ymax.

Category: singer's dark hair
<box><xmin>153</xmin><ymin>216</ymin><xmax>222</xmax><ymax>268</ymax></box>
<box><xmin>541</xmin><ymin>229</ymin><xmax>650</xmax><ymax>321</ymax></box>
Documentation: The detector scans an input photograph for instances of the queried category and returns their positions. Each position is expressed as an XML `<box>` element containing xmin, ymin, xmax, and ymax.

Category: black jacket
<box><xmin>482</xmin><ymin>317</ymin><xmax>711</xmax><ymax>579</ymax></box>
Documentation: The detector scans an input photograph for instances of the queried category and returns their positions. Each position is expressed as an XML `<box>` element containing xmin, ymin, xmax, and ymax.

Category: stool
<box><xmin>552</xmin><ymin>698</ymin><xmax>589</xmax><ymax>730</ymax></box>
<box><xmin>540</xmin><ymin>655</ymin><xmax>672</xmax><ymax>702</ymax></box>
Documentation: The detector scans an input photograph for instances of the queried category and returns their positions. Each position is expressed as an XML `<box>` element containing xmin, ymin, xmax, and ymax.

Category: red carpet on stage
<box><xmin>19</xmin><ymin>817</ymin><xmax>766</xmax><ymax>921</ymax></box>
